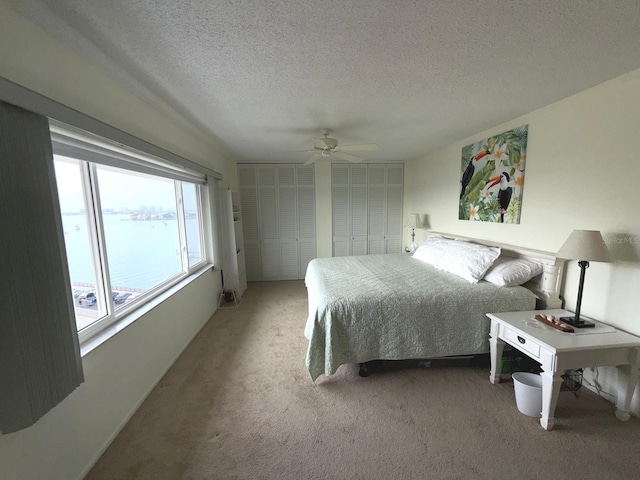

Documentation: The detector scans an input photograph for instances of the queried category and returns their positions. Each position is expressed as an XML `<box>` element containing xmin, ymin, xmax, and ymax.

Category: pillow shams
<box><xmin>412</xmin><ymin>237</ymin><xmax>448</xmax><ymax>266</ymax></box>
<box><xmin>483</xmin><ymin>257</ymin><xmax>544</xmax><ymax>287</ymax></box>
<box><xmin>412</xmin><ymin>236</ymin><xmax>500</xmax><ymax>283</ymax></box>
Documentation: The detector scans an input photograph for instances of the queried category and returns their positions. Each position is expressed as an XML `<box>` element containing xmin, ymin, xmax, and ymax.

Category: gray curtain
<box><xmin>0</xmin><ymin>100</ymin><xmax>84</xmax><ymax>434</ymax></box>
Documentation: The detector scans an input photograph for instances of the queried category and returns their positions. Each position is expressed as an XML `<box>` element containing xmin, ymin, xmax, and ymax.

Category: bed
<box><xmin>304</xmin><ymin>234</ymin><xmax>563</xmax><ymax>381</ymax></box>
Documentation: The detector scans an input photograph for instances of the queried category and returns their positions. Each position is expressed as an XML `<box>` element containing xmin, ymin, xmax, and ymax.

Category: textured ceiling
<box><xmin>9</xmin><ymin>0</ymin><xmax>640</xmax><ymax>164</ymax></box>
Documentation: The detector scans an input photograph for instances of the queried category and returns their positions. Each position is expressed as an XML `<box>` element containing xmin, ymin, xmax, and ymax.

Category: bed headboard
<box><xmin>429</xmin><ymin>232</ymin><xmax>564</xmax><ymax>309</ymax></box>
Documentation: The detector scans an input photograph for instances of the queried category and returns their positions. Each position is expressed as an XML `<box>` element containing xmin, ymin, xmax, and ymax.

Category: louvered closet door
<box><xmin>367</xmin><ymin>165</ymin><xmax>386</xmax><ymax>254</ymax></box>
<box><xmin>384</xmin><ymin>164</ymin><xmax>404</xmax><ymax>253</ymax></box>
<box><xmin>331</xmin><ymin>163</ymin><xmax>404</xmax><ymax>257</ymax></box>
<box><xmin>258</xmin><ymin>166</ymin><xmax>280</xmax><ymax>280</ymax></box>
<box><xmin>278</xmin><ymin>166</ymin><xmax>299</xmax><ymax>280</ymax></box>
<box><xmin>238</xmin><ymin>165</ymin><xmax>261</xmax><ymax>281</ymax></box>
<box><xmin>332</xmin><ymin>165</ymin><xmax>350</xmax><ymax>256</ymax></box>
<box><xmin>296</xmin><ymin>166</ymin><xmax>316</xmax><ymax>278</ymax></box>
<box><xmin>350</xmin><ymin>165</ymin><xmax>368</xmax><ymax>255</ymax></box>
<box><xmin>241</xmin><ymin>164</ymin><xmax>317</xmax><ymax>281</ymax></box>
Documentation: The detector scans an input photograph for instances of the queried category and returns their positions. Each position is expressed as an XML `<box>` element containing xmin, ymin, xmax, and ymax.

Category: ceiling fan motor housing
<box><xmin>324</xmin><ymin>138</ymin><xmax>338</xmax><ymax>149</ymax></box>
<box><xmin>313</xmin><ymin>137</ymin><xmax>338</xmax><ymax>150</ymax></box>
<box><xmin>303</xmin><ymin>128</ymin><xmax>378</xmax><ymax>164</ymax></box>
<box><xmin>314</xmin><ymin>137</ymin><xmax>338</xmax><ymax>150</ymax></box>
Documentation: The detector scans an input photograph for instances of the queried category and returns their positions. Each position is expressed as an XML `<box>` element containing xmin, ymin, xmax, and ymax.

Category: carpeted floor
<box><xmin>86</xmin><ymin>280</ymin><xmax>640</xmax><ymax>479</ymax></box>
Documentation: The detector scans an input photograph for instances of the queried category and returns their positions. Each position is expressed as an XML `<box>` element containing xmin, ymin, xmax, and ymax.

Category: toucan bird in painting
<box><xmin>485</xmin><ymin>172</ymin><xmax>512</xmax><ymax>223</ymax></box>
<box><xmin>460</xmin><ymin>150</ymin><xmax>491</xmax><ymax>199</ymax></box>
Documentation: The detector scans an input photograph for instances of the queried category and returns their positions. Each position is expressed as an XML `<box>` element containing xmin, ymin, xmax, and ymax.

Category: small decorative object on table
<box><xmin>533</xmin><ymin>314</ymin><xmax>574</xmax><ymax>332</ymax></box>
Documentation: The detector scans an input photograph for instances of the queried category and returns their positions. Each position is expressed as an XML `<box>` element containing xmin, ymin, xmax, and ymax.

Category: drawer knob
<box><xmin>517</xmin><ymin>336</ymin><xmax>526</xmax><ymax>344</ymax></box>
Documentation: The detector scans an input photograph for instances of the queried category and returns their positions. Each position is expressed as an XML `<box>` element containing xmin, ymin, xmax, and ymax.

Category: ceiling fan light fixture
<box><xmin>314</xmin><ymin>137</ymin><xmax>338</xmax><ymax>150</ymax></box>
<box><xmin>324</xmin><ymin>138</ymin><xmax>338</xmax><ymax>149</ymax></box>
<box><xmin>301</xmin><ymin>128</ymin><xmax>377</xmax><ymax>165</ymax></box>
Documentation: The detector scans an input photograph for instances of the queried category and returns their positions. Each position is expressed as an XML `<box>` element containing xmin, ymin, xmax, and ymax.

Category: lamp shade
<box><xmin>557</xmin><ymin>230</ymin><xmax>612</xmax><ymax>262</ymax></box>
<box><xmin>405</xmin><ymin>213</ymin><xmax>423</xmax><ymax>229</ymax></box>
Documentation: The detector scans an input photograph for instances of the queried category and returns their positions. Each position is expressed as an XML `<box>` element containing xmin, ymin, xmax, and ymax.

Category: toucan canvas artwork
<box><xmin>459</xmin><ymin>125</ymin><xmax>528</xmax><ymax>223</ymax></box>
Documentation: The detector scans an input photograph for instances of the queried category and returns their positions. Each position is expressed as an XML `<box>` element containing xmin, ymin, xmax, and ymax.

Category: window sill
<box><xmin>79</xmin><ymin>264</ymin><xmax>215</xmax><ymax>357</ymax></box>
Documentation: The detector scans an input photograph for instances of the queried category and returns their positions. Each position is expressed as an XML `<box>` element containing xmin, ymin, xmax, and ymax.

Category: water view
<box><xmin>61</xmin><ymin>213</ymin><xmax>199</xmax><ymax>330</ymax></box>
<box><xmin>54</xmin><ymin>157</ymin><xmax>203</xmax><ymax>330</ymax></box>
<box><xmin>61</xmin><ymin>213</ymin><xmax>188</xmax><ymax>290</ymax></box>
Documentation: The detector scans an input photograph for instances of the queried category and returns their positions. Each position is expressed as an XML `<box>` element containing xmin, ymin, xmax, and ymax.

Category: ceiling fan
<box><xmin>299</xmin><ymin>128</ymin><xmax>379</xmax><ymax>165</ymax></box>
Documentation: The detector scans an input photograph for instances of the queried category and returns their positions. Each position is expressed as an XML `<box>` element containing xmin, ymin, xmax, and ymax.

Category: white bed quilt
<box><xmin>304</xmin><ymin>253</ymin><xmax>536</xmax><ymax>381</ymax></box>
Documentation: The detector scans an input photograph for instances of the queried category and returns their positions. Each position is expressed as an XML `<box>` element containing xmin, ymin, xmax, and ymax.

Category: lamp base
<box><xmin>560</xmin><ymin>316</ymin><xmax>595</xmax><ymax>328</ymax></box>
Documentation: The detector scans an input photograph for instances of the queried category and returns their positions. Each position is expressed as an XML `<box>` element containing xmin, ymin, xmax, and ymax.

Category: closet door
<box><xmin>278</xmin><ymin>165</ymin><xmax>299</xmax><ymax>280</ymax></box>
<box><xmin>238</xmin><ymin>165</ymin><xmax>261</xmax><ymax>281</ymax></box>
<box><xmin>350</xmin><ymin>165</ymin><xmax>368</xmax><ymax>256</ymax></box>
<box><xmin>367</xmin><ymin>165</ymin><xmax>386</xmax><ymax>254</ymax></box>
<box><xmin>332</xmin><ymin>164</ymin><xmax>368</xmax><ymax>256</ymax></box>
<box><xmin>239</xmin><ymin>163</ymin><xmax>317</xmax><ymax>281</ymax></box>
<box><xmin>296</xmin><ymin>166</ymin><xmax>316</xmax><ymax>278</ymax></box>
<box><xmin>258</xmin><ymin>166</ymin><xmax>280</xmax><ymax>280</ymax></box>
<box><xmin>331</xmin><ymin>165</ymin><xmax>350</xmax><ymax>257</ymax></box>
<box><xmin>331</xmin><ymin>163</ymin><xmax>404</xmax><ymax>257</ymax></box>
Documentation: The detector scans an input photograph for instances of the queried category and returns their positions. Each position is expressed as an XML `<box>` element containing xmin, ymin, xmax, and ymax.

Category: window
<box><xmin>51</xmin><ymin>125</ymin><xmax>211</xmax><ymax>341</ymax></box>
<box><xmin>54</xmin><ymin>157</ymin><xmax>106</xmax><ymax>331</ymax></box>
<box><xmin>182</xmin><ymin>182</ymin><xmax>204</xmax><ymax>267</ymax></box>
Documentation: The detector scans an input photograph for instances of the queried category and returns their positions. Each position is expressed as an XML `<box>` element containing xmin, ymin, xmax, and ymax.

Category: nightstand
<box><xmin>487</xmin><ymin>309</ymin><xmax>640</xmax><ymax>430</ymax></box>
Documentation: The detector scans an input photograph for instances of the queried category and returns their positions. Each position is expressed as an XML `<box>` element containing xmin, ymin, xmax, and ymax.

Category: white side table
<box><xmin>487</xmin><ymin>309</ymin><xmax>640</xmax><ymax>430</ymax></box>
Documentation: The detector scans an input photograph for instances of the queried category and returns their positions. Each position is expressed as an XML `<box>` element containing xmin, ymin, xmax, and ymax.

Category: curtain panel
<box><xmin>0</xmin><ymin>100</ymin><xmax>84</xmax><ymax>434</ymax></box>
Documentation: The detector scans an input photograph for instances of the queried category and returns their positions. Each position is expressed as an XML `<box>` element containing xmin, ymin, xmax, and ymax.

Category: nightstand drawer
<box><xmin>503</xmin><ymin>326</ymin><xmax>540</xmax><ymax>358</ymax></box>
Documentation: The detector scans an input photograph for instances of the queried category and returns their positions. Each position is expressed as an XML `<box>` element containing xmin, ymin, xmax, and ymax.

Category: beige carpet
<box><xmin>86</xmin><ymin>280</ymin><xmax>640</xmax><ymax>479</ymax></box>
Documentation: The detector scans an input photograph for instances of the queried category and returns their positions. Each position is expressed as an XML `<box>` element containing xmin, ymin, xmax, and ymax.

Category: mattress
<box><xmin>304</xmin><ymin>253</ymin><xmax>536</xmax><ymax>381</ymax></box>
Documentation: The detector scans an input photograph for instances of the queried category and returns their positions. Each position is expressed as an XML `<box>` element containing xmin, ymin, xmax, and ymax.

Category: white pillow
<box><xmin>412</xmin><ymin>237</ymin><xmax>448</xmax><ymax>266</ymax></box>
<box><xmin>413</xmin><ymin>236</ymin><xmax>501</xmax><ymax>283</ymax></box>
<box><xmin>483</xmin><ymin>257</ymin><xmax>544</xmax><ymax>287</ymax></box>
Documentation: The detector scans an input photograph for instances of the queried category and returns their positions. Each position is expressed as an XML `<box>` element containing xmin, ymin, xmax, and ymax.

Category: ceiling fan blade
<box><xmin>337</xmin><ymin>143</ymin><xmax>379</xmax><ymax>152</ymax></box>
<box><xmin>334</xmin><ymin>152</ymin><xmax>363</xmax><ymax>163</ymax></box>
<box><xmin>304</xmin><ymin>154</ymin><xmax>322</xmax><ymax>165</ymax></box>
<box><xmin>276</xmin><ymin>149</ymin><xmax>317</xmax><ymax>156</ymax></box>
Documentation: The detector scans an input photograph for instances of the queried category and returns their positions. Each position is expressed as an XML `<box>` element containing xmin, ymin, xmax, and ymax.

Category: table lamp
<box><xmin>556</xmin><ymin>230</ymin><xmax>612</xmax><ymax>328</ymax></box>
<box><xmin>405</xmin><ymin>213</ymin><xmax>423</xmax><ymax>252</ymax></box>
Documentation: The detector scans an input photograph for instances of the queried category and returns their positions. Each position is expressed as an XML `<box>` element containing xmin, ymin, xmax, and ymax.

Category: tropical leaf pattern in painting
<box><xmin>459</xmin><ymin>125</ymin><xmax>528</xmax><ymax>224</ymax></box>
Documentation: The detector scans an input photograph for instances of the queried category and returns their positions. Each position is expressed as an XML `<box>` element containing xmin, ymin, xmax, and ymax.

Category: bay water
<box><xmin>61</xmin><ymin>214</ymin><xmax>198</xmax><ymax>291</ymax></box>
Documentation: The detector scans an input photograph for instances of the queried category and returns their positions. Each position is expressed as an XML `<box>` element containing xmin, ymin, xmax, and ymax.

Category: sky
<box><xmin>54</xmin><ymin>156</ymin><xmax>198</xmax><ymax>213</ymax></box>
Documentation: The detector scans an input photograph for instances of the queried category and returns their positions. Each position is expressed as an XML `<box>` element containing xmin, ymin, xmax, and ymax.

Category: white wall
<box><xmin>0</xmin><ymin>1</ymin><xmax>237</xmax><ymax>187</ymax></box>
<box><xmin>0</xmin><ymin>4</ymin><xmax>236</xmax><ymax>479</ymax></box>
<box><xmin>0</xmin><ymin>273</ymin><xmax>219</xmax><ymax>480</ymax></box>
<box><xmin>314</xmin><ymin>161</ymin><xmax>333</xmax><ymax>258</ymax></box>
<box><xmin>404</xmin><ymin>68</ymin><xmax>640</xmax><ymax>411</ymax></box>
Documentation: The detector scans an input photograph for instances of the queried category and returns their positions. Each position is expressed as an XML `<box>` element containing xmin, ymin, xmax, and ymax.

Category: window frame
<box><xmin>180</xmin><ymin>182</ymin><xmax>207</xmax><ymax>268</ymax></box>
<box><xmin>51</xmin><ymin>125</ymin><xmax>214</xmax><ymax>345</ymax></box>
